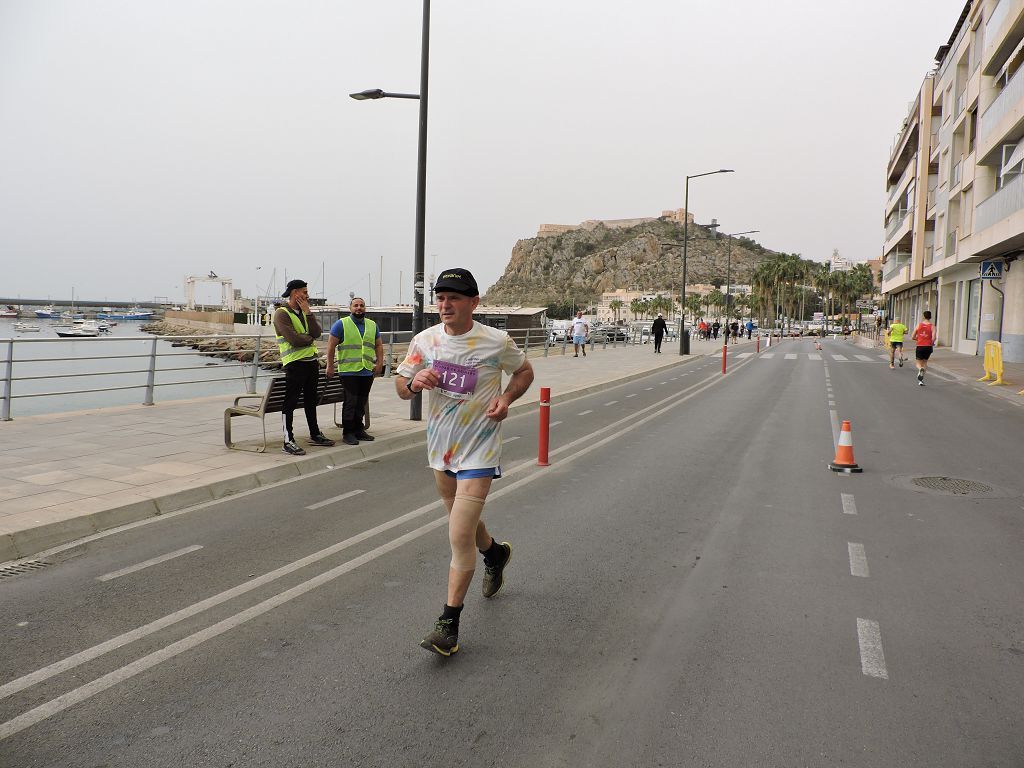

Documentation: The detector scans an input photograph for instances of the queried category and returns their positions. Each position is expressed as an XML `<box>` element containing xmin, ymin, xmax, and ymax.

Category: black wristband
<box><xmin>406</xmin><ymin>379</ymin><xmax>417</xmax><ymax>393</ymax></box>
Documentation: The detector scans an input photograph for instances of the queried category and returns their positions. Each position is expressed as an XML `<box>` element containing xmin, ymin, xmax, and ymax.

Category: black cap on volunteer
<box><xmin>433</xmin><ymin>268</ymin><xmax>479</xmax><ymax>297</ymax></box>
<box><xmin>282</xmin><ymin>279</ymin><xmax>307</xmax><ymax>298</ymax></box>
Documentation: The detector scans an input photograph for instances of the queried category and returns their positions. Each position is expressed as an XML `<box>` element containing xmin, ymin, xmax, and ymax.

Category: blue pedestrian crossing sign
<box><xmin>980</xmin><ymin>260</ymin><xmax>1003</xmax><ymax>279</ymax></box>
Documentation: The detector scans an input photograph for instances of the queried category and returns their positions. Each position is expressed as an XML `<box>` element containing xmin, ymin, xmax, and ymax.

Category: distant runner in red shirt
<box><xmin>911</xmin><ymin>310</ymin><xmax>935</xmax><ymax>386</ymax></box>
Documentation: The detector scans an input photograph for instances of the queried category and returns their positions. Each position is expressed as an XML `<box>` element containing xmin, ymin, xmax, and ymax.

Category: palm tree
<box><xmin>629</xmin><ymin>298</ymin><xmax>643</xmax><ymax>320</ymax></box>
<box><xmin>609</xmin><ymin>299</ymin><xmax>624</xmax><ymax>323</ymax></box>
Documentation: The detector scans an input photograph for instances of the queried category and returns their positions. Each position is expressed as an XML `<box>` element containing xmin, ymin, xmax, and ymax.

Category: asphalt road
<box><xmin>2</xmin><ymin>339</ymin><xmax>1023</xmax><ymax>767</ymax></box>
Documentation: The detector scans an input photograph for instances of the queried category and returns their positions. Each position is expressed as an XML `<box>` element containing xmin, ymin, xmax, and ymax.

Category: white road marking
<box><xmin>785</xmin><ymin>353</ymin><xmax>797</xmax><ymax>360</ymax></box>
<box><xmin>96</xmin><ymin>546</ymin><xmax>203</xmax><ymax>583</ymax></box>
<box><xmin>855</xmin><ymin>354</ymin><xmax>874</xmax><ymax>362</ymax></box>
<box><xmin>578</xmin><ymin>410</ymin><xmax>594</xmax><ymax>416</ymax></box>
<box><xmin>645</xmin><ymin>387</ymin><xmax>654</xmax><ymax>391</ymax></box>
<box><xmin>605</xmin><ymin>401</ymin><xmax>618</xmax><ymax>406</ymax></box>
<box><xmin>659</xmin><ymin>381</ymin><xmax>667</xmax><ymax>385</ymax></box>
<box><xmin>857</xmin><ymin>619</ymin><xmax>889</xmax><ymax>679</ymax></box>
<box><xmin>503</xmin><ymin>436</ymin><xmax>521</xmax><ymax>443</ymax></box>
<box><xmin>550</xmin><ymin>420</ymin><xmax>563</xmax><ymax>427</ymax></box>
<box><xmin>808</xmin><ymin>353</ymin><xmax>822</xmax><ymax>360</ymax></box>
<box><xmin>737</xmin><ymin>352</ymin><xmax>753</xmax><ymax>358</ymax></box>
<box><xmin>306</xmin><ymin>489</ymin><xmax>366</xmax><ymax>511</ymax></box>
<box><xmin>848</xmin><ymin>543</ymin><xmax>870</xmax><ymax>577</ymax></box>
<box><xmin>830</xmin><ymin>409</ymin><xmax>839</xmax><ymax>446</ymax></box>
<box><xmin>832</xmin><ymin>354</ymin><xmax>848</xmax><ymax>361</ymax></box>
<box><xmin>841</xmin><ymin>493</ymin><xmax>857</xmax><ymax>515</ymax></box>
<box><xmin>828</xmin><ymin>400</ymin><xmax>836</xmax><ymax>407</ymax></box>
<box><xmin>761</xmin><ymin>353</ymin><xmax>775</xmax><ymax>359</ymax></box>
<box><xmin>0</xmin><ymin>350</ymin><xmax>761</xmax><ymax>738</ymax></box>
<box><xmin>626</xmin><ymin>393</ymin><xmax>637</xmax><ymax>398</ymax></box>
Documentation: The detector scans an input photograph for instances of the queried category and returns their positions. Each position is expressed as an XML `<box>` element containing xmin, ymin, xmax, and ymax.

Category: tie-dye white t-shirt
<box><xmin>396</xmin><ymin>321</ymin><xmax>526</xmax><ymax>472</ymax></box>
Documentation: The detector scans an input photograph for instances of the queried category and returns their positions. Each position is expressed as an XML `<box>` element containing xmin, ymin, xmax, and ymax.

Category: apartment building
<box><xmin>883</xmin><ymin>0</ymin><xmax>1024</xmax><ymax>362</ymax></box>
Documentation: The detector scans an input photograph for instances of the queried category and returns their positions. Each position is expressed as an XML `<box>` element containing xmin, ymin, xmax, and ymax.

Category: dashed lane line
<box><xmin>97</xmin><ymin>546</ymin><xmax>204</xmax><ymax>583</ymax></box>
<box><xmin>841</xmin><ymin>493</ymin><xmax>857</xmax><ymax>515</ymax></box>
<box><xmin>578</xmin><ymin>410</ymin><xmax>594</xmax><ymax>416</ymax></box>
<box><xmin>848</xmin><ymin>543</ymin><xmax>869</xmax><ymax>578</ymax></box>
<box><xmin>604</xmin><ymin>401</ymin><xmax>618</xmax><ymax>406</ymax></box>
<box><xmin>857</xmin><ymin>619</ymin><xmax>889</xmax><ymax>679</ymax></box>
<box><xmin>306</xmin><ymin>489</ymin><xmax>366</xmax><ymax>511</ymax></box>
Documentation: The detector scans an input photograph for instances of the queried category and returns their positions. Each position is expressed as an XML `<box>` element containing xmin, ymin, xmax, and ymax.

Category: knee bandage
<box><xmin>449</xmin><ymin>494</ymin><xmax>485</xmax><ymax>571</ymax></box>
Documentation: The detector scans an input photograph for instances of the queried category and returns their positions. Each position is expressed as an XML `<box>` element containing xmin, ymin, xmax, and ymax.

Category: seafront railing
<box><xmin>0</xmin><ymin>325</ymin><xmax>645</xmax><ymax>420</ymax></box>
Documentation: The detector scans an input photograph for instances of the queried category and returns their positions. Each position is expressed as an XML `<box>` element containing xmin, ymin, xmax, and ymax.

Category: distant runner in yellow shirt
<box><xmin>888</xmin><ymin>318</ymin><xmax>908</xmax><ymax>369</ymax></box>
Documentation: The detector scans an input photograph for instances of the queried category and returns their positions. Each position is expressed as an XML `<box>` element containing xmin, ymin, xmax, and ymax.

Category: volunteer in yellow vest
<box><xmin>326</xmin><ymin>297</ymin><xmax>383</xmax><ymax>446</ymax></box>
<box><xmin>888</xmin><ymin>316</ymin><xmax>909</xmax><ymax>369</ymax></box>
<box><xmin>274</xmin><ymin>279</ymin><xmax>335</xmax><ymax>455</ymax></box>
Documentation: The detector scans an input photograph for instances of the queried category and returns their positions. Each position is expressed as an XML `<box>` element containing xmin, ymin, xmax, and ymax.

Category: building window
<box><xmin>965</xmin><ymin>278</ymin><xmax>981</xmax><ymax>340</ymax></box>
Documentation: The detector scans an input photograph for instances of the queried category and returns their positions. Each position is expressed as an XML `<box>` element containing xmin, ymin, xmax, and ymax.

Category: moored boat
<box><xmin>13</xmin><ymin>321</ymin><xmax>40</xmax><ymax>332</ymax></box>
<box><xmin>34</xmin><ymin>305</ymin><xmax>57</xmax><ymax>318</ymax></box>
<box><xmin>0</xmin><ymin>305</ymin><xmax>18</xmax><ymax>318</ymax></box>
<box><xmin>96</xmin><ymin>306</ymin><xmax>154</xmax><ymax>320</ymax></box>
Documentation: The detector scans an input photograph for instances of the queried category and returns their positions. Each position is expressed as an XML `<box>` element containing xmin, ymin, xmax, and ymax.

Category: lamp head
<box><xmin>350</xmin><ymin>89</ymin><xmax>386</xmax><ymax>100</ymax></box>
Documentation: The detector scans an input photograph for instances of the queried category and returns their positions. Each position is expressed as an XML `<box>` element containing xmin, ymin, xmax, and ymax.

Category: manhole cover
<box><xmin>912</xmin><ymin>477</ymin><xmax>993</xmax><ymax>495</ymax></box>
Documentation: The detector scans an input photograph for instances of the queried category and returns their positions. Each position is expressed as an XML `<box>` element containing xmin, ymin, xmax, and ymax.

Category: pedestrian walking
<box><xmin>651</xmin><ymin>313</ymin><xmax>667</xmax><ymax>353</ymax></box>
<box><xmin>395</xmin><ymin>268</ymin><xmax>535</xmax><ymax>657</ymax></box>
<box><xmin>571</xmin><ymin>310</ymin><xmax>589</xmax><ymax>357</ymax></box>
<box><xmin>730</xmin><ymin>320</ymin><xmax>739</xmax><ymax>343</ymax></box>
<box><xmin>326</xmin><ymin>297</ymin><xmax>383</xmax><ymax>445</ymax></box>
<box><xmin>745</xmin><ymin>320</ymin><xmax>753</xmax><ymax>339</ymax></box>
<box><xmin>274</xmin><ymin>279</ymin><xmax>335</xmax><ymax>455</ymax></box>
<box><xmin>911</xmin><ymin>310</ymin><xmax>935</xmax><ymax>386</ymax></box>
<box><xmin>712</xmin><ymin>320</ymin><xmax>721</xmax><ymax>340</ymax></box>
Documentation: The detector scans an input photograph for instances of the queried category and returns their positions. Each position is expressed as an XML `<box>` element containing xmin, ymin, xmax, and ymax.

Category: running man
<box><xmin>911</xmin><ymin>310</ymin><xmax>935</xmax><ymax>386</ymax></box>
<box><xmin>571</xmin><ymin>310</ymin><xmax>589</xmax><ymax>357</ymax></box>
<box><xmin>888</xmin><ymin>316</ymin><xmax>908</xmax><ymax>369</ymax></box>
<box><xmin>395</xmin><ymin>268</ymin><xmax>535</xmax><ymax>657</ymax></box>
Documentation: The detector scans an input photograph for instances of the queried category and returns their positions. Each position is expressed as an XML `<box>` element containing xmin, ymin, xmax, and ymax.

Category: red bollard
<box><xmin>756</xmin><ymin>334</ymin><xmax>760</xmax><ymax>353</ymax></box>
<box><xmin>538</xmin><ymin>386</ymin><xmax>551</xmax><ymax>466</ymax></box>
<box><xmin>722</xmin><ymin>343</ymin><xmax>728</xmax><ymax>374</ymax></box>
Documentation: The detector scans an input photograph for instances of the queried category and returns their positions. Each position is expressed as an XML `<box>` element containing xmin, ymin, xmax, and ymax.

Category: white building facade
<box><xmin>883</xmin><ymin>0</ymin><xmax>1024</xmax><ymax>361</ymax></box>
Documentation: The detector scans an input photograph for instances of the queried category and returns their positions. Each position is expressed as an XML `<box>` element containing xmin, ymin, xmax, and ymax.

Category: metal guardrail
<box><xmin>0</xmin><ymin>325</ymin><xmax>661</xmax><ymax>420</ymax></box>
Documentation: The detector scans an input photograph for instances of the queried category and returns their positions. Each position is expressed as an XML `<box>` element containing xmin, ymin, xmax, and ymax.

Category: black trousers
<box><xmin>653</xmin><ymin>332</ymin><xmax>664</xmax><ymax>352</ymax></box>
<box><xmin>282</xmin><ymin>360</ymin><xmax>321</xmax><ymax>442</ymax></box>
<box><xmin>341</xmin><ymin>375</ymin><xmax>373</xmax><ymax>434</ymax></box>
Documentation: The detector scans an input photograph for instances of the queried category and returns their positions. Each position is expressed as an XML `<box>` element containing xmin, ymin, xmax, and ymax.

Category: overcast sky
<box><xmin>1</xmin><ymin>1</ymin><xmax>959</xmax><ymax>306</ymax></box>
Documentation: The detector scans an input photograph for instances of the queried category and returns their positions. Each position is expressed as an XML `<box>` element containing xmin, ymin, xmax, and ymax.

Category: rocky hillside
<box><xmin>484</xmin><ymin>217</ymin><xmax>781</xmax><ymax>306</ymax></box>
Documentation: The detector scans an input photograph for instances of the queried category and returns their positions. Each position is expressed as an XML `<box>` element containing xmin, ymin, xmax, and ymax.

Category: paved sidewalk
<box><xmin>0</xmin><ymin>335</ymin><xmax>744</xmax><ymax>563</ymax></box>
<box><xmin>854</xmin><ymin>334</ymin><xmax>1024</xmax><ymax>404</ymax></box>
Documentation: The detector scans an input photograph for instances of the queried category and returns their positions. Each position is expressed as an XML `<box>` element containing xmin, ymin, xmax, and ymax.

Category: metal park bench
<box><xmin>224</xmin><ymin>371</ymin><xmax>370</xmax><ymax>452</ymax></box>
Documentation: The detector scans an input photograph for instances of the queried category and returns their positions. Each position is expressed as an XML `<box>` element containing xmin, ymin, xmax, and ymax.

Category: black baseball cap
<box><xmin>282</xmin><ymin>279</ymin><xmax>307</xmax><ymax>297</ymax></box>
<box><xmin>433</xmin><ymin>268</ymin><xmax>479</xmax><ymax>297</ymax></box>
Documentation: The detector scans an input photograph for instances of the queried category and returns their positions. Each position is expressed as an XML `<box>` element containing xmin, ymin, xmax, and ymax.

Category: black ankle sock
<box><xmin>481</xmin><ymin>538</ymin><xmax>503</xmax><ymax>561</ymax></box>
<box><xmin>441</xmin><ymin>603</ymin><xmax>463</xmax><ymax>622</ymax></box>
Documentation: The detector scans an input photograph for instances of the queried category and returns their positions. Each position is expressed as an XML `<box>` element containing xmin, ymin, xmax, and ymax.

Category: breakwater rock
<box><xmin>141</xmin><ymin>321</ymin><xmax>302</xmax><ymax>370</ymax></box>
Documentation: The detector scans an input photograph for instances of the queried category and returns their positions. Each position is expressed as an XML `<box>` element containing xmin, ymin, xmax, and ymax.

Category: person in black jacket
<box><xmin>651</xmin><ymin>313</ymin><xmax>667</xmax><ymax>353</ymax></box>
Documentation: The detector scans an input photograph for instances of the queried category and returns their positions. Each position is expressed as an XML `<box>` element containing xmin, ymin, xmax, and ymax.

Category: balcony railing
<box><xmin>975</xmin><ymin>172</ymin><xmax>1024</xmax><ymax>232</ymax></box>
<box><xmin>925</xmin><ymin>245</ymin><xmax>935</xmax><ymax>266</ymax></box>
<box><xmin>927</xmin><ymin>186</ymin><xmax>937</xmax><ymax>210</ymax></box>
<box><xmin>980</xmin><ymin>60</ymin><xmax>1024</xmax><ymax>146</ymax></box>
<box><xmin>885</xmin><ymin>208</ymin><xmax>912</xmax><ymax>239</ymax></box>
<box><xmin>956</xmin><ymin>91</ymin><xmax>967</xmax><ymax>117</ymax></box>
<box><xmin>946</xmin><ymin>227</ymin><xmax>959</xmax><ymax>257</ymax></box>
<box><xmin>952</xmin><ymin>159</ymin><xmax>962</xmax><ymax>187</ymax></box>
<box><xmin>883</xmin><ymin>253</ymin><xmax>911</xmax><ymax>281</ymax></box>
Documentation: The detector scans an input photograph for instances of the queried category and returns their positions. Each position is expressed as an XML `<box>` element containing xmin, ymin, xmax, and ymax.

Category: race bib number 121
<box><xmin>432</xmin><ymin>360</ymin><xmax>478</xmax><ymax>400</ymax></box>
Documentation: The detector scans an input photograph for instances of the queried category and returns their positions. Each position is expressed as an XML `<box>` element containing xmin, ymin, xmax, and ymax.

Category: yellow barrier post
<box><xmin>978</xmin><ymin>340</ymin><xmax>1004</xmax><ymax>385</ymax></box>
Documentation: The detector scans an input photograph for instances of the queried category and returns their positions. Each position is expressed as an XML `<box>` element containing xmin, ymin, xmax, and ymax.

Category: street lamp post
<box><xmin>680</xmin><ymin>169</ymin><xmax>734</xmax><ymax>355</ymax></box>
<box><xmin>350</xmin><ymin>0</ymin><xmax>431</xmax><ymax>420</ymax></box>
<box><xmin>725</xmin><ymin>229</ymin><xmax>758</xmax><ymax>340</ymax></box>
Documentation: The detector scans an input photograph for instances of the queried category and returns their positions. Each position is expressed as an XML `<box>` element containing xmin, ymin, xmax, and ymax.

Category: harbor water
<box><xmin>0</xmin><ymin>318</ymin><xmax>275</xmax><ymax>418</ymax></box>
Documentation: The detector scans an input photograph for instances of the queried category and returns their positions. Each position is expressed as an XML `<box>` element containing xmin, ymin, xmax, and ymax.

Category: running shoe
<box><xmin>482</xmin><ymin>541</ymin><xmax>512</xmax><ymax>598</ymax></box>
<box><xmin>309</xmin><ymin>433</ymin><xmax>335</xmax><ymax>447</ymax></box>
<box><xmin>283</xmin><ymin>441</ymin><xmax>306</xmax><ymax>456</ymax></box>
<box><xmin>420</xmin><ymin>618</ymin><xmax>459</xmax><ymax>656</ymax></box>
<box><xmin>898</xmin><ymin>357</ymin><xmax>904</xmax><ymax>367</ymax></box>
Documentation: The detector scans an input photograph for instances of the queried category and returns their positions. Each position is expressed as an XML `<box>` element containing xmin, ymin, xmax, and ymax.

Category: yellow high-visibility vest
<box><xmin>336</xmin><ymin>316</ymin><xmax>377</xmax><ymax>373</ymax></box>
<box><xmin>275</xmin><ymin>308</ymin><xmax>318</xmax><ymax>366</ymax></box>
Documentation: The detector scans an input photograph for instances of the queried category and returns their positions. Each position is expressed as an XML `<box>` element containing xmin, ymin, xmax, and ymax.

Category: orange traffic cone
<box><xmin>830</xmin><ymin>420</ymin><xmax>862</xmax><ymax>473</ymax></box>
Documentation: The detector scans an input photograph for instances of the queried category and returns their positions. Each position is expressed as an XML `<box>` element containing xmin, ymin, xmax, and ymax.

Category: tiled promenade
<box><xmin>0</xmin><ymin>335</ymin><xmax>734</xmax><ymax>563</ymax></box>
